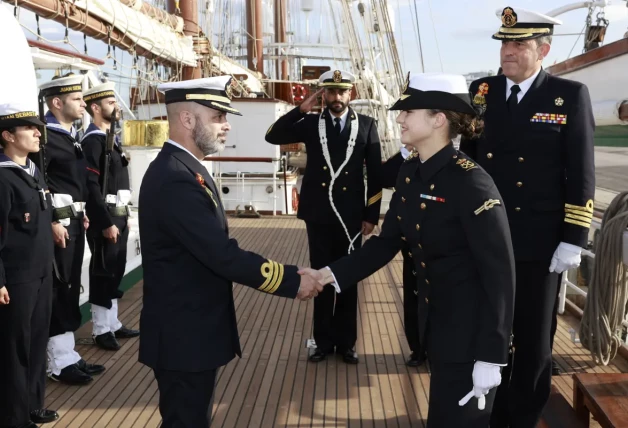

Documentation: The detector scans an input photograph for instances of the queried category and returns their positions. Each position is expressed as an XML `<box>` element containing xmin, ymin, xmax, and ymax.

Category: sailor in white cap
<box><xmin>81</xmin><ymin>82</ymin><xmax>139</xmax><ymax>352</ymax></box>
<box><xmin>460</xmin><ymin>6</ymin><xmax>595</xmax><ymax>428</ymax></box>
<box><xmin>0</xmin><ymin>7</ymin><xmax>59</xmax><ymax>425</ymax></box>
<box><xmin>300</xmin><ymin>72</ymin><xmax>516</xmax><ymax>427</ymax></box>
<box><xmin>138</xmin><ymin>76</ymin><xmax>322</xmax><ymax>427</ymax></box>
<box><xmin>31</xmin><ymin>74</ymin><xmax>106</xmax><ymax>386</ymax></box>
<box><xmin>265</xmin><ymin>69</ymin><xmax>383</xmax><ymax>365</ymax></box>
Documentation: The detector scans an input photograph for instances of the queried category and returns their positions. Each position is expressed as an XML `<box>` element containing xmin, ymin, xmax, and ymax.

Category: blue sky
<box><xmin>4</xmin><ymin>0</ymin><xmax>627</xmax><ymax>86</ymax></box>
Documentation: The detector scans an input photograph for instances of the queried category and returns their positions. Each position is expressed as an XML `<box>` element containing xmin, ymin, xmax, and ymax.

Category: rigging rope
<box><xmin>579</xmin><ymin>191</ymin><xmax>628</xmax><ymax>365</ymax></box>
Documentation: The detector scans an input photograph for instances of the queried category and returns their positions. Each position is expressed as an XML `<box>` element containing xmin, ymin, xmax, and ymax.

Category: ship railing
<box><xmin>204</xmin><ymin>156</ymin><xmax>290</xmax><ymax>216</ymax></box>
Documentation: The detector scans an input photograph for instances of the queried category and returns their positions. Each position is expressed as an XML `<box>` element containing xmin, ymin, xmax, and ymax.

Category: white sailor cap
<box><xmin>39</xmin><ymin>74</ymin><xmax>85</xmax><ymax>98</ymax></box>
<box><xmin>493</xmin><ymin>6</ymin><xmax>562</xmax><ymax>41</ymax></box>
<box><xmin>83</xmin><ymin>82</ymin><xmax>116</xmax><ymax>103</ymax></box>
<box><xmin>389</xmin><ymin>72</ymin><xmax>476</xmax><ymax>116</ymax></box>
<box><xmin>0</xmin><ymin>102</ymin><xmax>45</xmax><ymax>127</ymax></box>
<box><xmin>157</xmin><ymin>75</ymin><xmax>242</xmax><ymax>116</ymax></box>
<box><xmin>319</xmin><ymin>69</ymin><xmax>355</xmax><ymax>90</ymax></box>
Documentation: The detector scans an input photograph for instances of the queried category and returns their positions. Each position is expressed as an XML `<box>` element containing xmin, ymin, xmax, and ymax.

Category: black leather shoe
<box><xmin>551</xmin><ymin>359</ymin><xmax>562</xmax><ymax>376</ymax></box>
<box><xmin>94</xmin><ymin>332</ymin><xmax>121</xmax><ymax>350</ymax></box>
<box><xmin>308</xmin><ymin>348</ymin><xmax>328</xmax><ymax>362</ymax></box>
<box><xmin>76</xmin><ymin>358</ymin><xmax>105</xmax><ymax>375</ymax></box>
<box><xmin>49</xmin><ymin>364</ymin><xmax>92</xmax><ymax>385</ymax></box>
<box><xmin>114</xmin><ymin>326</ymin><xmax>140</xmax><ymax>339</ymax></box>
<box><xmin>341</xmin><ymin>349</ymin><xmax>359</xmax><ymax>364</ymax></box>
<box><xmin>406</xmin><ymin>351</ymin><xmax>427</xmax><ymax>367</ymax></box>
<box><xmin>30</xmin><ymin>409</ymin><xmax>59</xmax><ymax>424</ymax></box>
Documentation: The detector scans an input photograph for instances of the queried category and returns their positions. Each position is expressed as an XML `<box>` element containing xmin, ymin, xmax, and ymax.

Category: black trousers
<box><xmin>490</xmin><ymin>262</ymin><xmax>560</xmax><ymax>428</ymax></box>
<box><xmin>402</xmin><ymin>252</ymin><xmax>420</xmax><ymax>354</ymax></box>
<box><xmin>306</xmin><ymin>221</ymin><xmax>361</xmax><ymax>352</ymax></box>
<box><xmin>427</xmin><ymin>360</ymin><xmax>497</xmax><ymax>427</ymax></box>
<box><xmin>0</xmin><ymin>276</ymin><xmax>52</xmax><ymax>427</ymax></box>
<box><xmin>49</xmin><ymin>218</ymin><xmax>85</xmax><ymax>337</ymax></box>
<box><xmin>154</xmin><ymin>368</ymin><xmax>217</xmax><ymax>428</ymax></box>
<box><xmin>87</xmin><ymin>216</ymin><xmax>129</xmax><ymax>309</ymax></box>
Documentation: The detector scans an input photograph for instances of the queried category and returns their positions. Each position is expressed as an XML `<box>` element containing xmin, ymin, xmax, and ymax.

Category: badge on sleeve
<box><xmin>474</xmin><ymin>199</ymin><xmax>501</xmax><ymax>215</ymax></box>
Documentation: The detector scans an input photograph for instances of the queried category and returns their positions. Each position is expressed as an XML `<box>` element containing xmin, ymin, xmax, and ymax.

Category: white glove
<box><xmin>458</xmin><ymin>361</ymin><xmax>502</xmax><ymax>410</ymax></box>
<box><xmin>549</xmin><ymin>242</ymin><xmax>582</xmax><ymax>273</ymax></box>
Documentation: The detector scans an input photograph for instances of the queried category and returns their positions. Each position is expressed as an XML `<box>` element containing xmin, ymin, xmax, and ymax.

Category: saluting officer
<box><xmin>301</xmin><ymin>73</ymin><xmax>516</xmax><ymax>427</ymax></box>
<box><xmin>138</xmin><ymin>76</ymin><xmax>323</xmax><ymax>427</ymax></box>
<box><xmin>265</xmin><ymin>70</ymin><xmax>383</xmax><ymax>364</ymax></box>
<box><xmin>0</xmin><ymin>101</ymin><xmax>58</xmax><ymax>426</ymax></box>
<box><xmin>460</xmin><ymin>7</ymin><xmax>595</xmax><ymax>428</ymax></box>
<box><xmin>380</xmin><ymin>147</ymin><xmax>426</xmax><ymax>367</ymax></box>
<box><xmin>31</xmin><ymin>75</ymin><xmax>105</xmax><ymax>385</ymax></box>
<box><xmin>82</xmin><ymin>82</ymin><xmax>139</xmax><ymax>352</ymax></box>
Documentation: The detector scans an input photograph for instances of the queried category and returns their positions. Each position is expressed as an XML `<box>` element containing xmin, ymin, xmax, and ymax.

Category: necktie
<box><xmin>507</xmin><ymin>85</ymin><xmax>521</xmax><ymax>112</ymax></box>
<box><xmin>334</xmin><ymin>117</ymin><xmax>341</xmax><ymax>135</ymax></box>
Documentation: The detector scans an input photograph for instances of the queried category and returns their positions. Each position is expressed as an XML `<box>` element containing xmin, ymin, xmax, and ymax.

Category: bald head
<box><xmin>166</xmin><ymin>102</ymin><xmax>231</xmax><ymax>159</ymax></box>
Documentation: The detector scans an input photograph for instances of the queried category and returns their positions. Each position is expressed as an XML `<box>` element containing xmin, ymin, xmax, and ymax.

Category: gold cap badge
<box><xmin>333</xmin><ymin>70</ymin><xmax>342</xmax><ymax>83</ymax></box>
<box><xmin>501</xmin><ymin>7</ymin><xmax>518</xmax><ymax>28</ymax></box>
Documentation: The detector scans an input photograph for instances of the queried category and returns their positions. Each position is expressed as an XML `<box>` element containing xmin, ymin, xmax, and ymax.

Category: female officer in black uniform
<box><xmin>301</xmin><ymin>73</ymin><xmax>516</xmax><ymax>427</ymax></box>
<box><xmin>0</xmin><ymin>102</ymin><xmax>57</xmax><ymax>427</ymax></box>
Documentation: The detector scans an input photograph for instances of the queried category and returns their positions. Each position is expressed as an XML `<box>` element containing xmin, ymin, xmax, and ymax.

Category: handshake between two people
<box><xmin>295</xmin><ymin>267</ymin><xmax>334</xmax><ymax>301</ymax></box>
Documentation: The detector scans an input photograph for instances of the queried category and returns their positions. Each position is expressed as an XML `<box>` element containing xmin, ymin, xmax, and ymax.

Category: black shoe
<box><xmin>340</xmin><ymin>349</ymin><xmax>359</xmax><ymax>364</ymax></box>
<box><xmin>552</xmin><ymin>359</ymin><xmax>562</xmax><ymax>376</ymax></box>
<box><xmin>308</xmin><ymin>348</ymin><xmax>329</xmax><ymax>362</ymax></box>
<box><xmin>30</xmin><ymin>409</ymin><xmax>59</xmax><ymax>424</ymax></box>
<box><xmin>76</xmin><ymin>358</ymin><xmax>105</xmax><ymax>375</ymax></box>
<box><xmin>94</xmin><ymin>332</ymin><xmax>121</xmax><ymax>350</ymax></box>
<box><xmin>114</xmin><ymin>326</ymin><xmax>140</xmax><ymax>339</ymax></box>
<box><xmin>49</xmin><ymin>364</ymin><xmax>92</xmax><ymax>385</ymax></box>
<box><xmin>406</xmin><ymin>351</ymin><xmax>427</xmax><ymax>367</ymax></box>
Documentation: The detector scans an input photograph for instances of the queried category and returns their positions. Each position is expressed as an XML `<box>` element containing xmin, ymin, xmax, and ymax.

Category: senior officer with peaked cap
<box><xmin>265</xmin><ymin>69</ymin><xmax>383</xmax><ymax>364</ymax></box>
<box><xmin>459</xmin><ymin>7</ymin><xmax>595</xmax><ymax>428</ymax></box>
<box><xmin>138</xmin><ymin>75</ymin><xmax>324</xmax><ymax>428</ymax></box>
<box><xmin>302</xmin><ymin>72</ymin><xmax>516</xmax><ymax>427</ymax></box>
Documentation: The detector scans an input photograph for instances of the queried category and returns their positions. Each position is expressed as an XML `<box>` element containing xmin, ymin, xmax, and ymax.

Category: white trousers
<box><xmin>47</xmin><ymin>332</ymin><xmax>81</xmax><ymax>375</ymax></box>
<box><xmin>91</xmin><ymin>299</ymin><xmax>122</xmax><ymax>336</ymax></box>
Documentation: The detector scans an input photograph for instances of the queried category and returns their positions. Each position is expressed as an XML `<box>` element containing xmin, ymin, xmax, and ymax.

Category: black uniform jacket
<box><xmin>138</xmin><ymin>142</ymin><xmax>301</xmax><ymax>372</ymax></box>
<box><xmin>81</xmin><ymin>124</ymin><xmax>130</xmax><ymax>231</ymax></box>
<box><xmin>460</xmin><ymin>70</ymin><xmax>595</xmax><ymax>262</ymax></box>
<box><xmin>328</xmin><ymin>144</ymin><xmax>516</xmax><ymax>364</ymax></box>
<box><xmin>28</xmin><ymin>112</ymin><xmax>88</xmax><ymax>203</ymax></box>
<box><xmin>265</xmin><ymin>106</ymin><xmax>383</xmax><ymax>227</ymax></box>
<box><xmin>0</xmin><ymin>159</ymin><xmax>53</xmax><ymax>285</ymax></box>
<box><xmin>380</xmin><ymin>151</ymin><xmax>404</xmax><ymax>189</ymax></box>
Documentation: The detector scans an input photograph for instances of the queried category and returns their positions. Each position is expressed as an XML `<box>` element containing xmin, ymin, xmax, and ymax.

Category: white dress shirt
<box><xmin>166</xmin><ymin>139</ymin><xmax>204</xmax><ymax>166</ymax></box>
<box><xmin>330</xmin><ymin>108</ymin><xmax>350</xmax><ymax>131</ymax></box>
<box><xmin>506</xmin><ymin>67</ymin><xmax>541</xmax><ymax>103</ymax></box>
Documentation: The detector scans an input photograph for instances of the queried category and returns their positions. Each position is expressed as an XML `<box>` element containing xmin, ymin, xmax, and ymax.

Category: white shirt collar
<box><xmin>166</xmin><ymin>139</ymin><xmax>204</xmax><ymax>165</ymax></box>
<box><xmin>330</xmin><ymin>108</ymin><xmax>350</xmax><ymax>131</ymax></box>
<box><xmin>506</xmin><ymin>67</ymin><xmax>541</xmax><ymax>102</ymax></box>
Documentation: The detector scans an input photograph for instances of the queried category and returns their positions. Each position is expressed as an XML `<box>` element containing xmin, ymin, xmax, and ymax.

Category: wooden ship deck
<box><xmin>41</xmin><ymin>217</ymin><xmax>628</xmax><ymax>427</ymax></box>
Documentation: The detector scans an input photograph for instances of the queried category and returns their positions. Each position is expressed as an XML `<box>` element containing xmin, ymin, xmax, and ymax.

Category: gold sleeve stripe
<box><xmin>565</xmin><ymin>208</ymin><xmax>593</xmax><ymax>219</ymax></box>
<box><xmin>367</xmin><ymin>191</ymin><xmax>383</xmax><ymax>206</ymax></box>
<box><xmin>265</xmin><ymin>123</ymin><xmax>274</xmax><ymax>135</ymax></box>
<box><xmin>565</xmin><ymin>218</ymin><xmax>591</xmax><ymax>228</ymax></box>
<box><xmin>565</xmin><ymin>213</ymin><xmax>592</xmax><ymax>224</ymax></box>
<box><xmin>267</xmin><ymin>263</ymin><xmax>284</xmax><ymax>294</ymax></box>
<box><xmin>259</xmin><ymin>260</ymin><xmax>284</xmax><ymax>293</ymax></box>
<box><xmin>565</xmin><ymin>199</ymin><xmax>594</xmax><ymax>213</ymax></box>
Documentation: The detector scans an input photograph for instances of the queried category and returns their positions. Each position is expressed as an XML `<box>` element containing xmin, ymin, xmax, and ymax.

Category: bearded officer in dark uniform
<box><xmin>459</xmin><ymin>7</ymin><xmax>595</xmax><ymax>428</ymax></box>
<box><xmin>31</xmin><ymin>75</ymin><xmax>105</xmax><ymax>386</ymax></box>
<box><xmin>138</xmin><ymin>76</ymin><xmax>323</xmax><ymax>428</ymax></box>
<box><xmin>265</xmin><ymin>69</ymin><xmax>383</xmax><ymax>364</ymax></box>
<box><xmin>81</xmin><ymin>82</ymin><xmax>139</xmax><ymax>352</ymax></box>
<box><xmin>380</xmin><ymin>146</ymin><xmax>426</xmax><ymax>367</ymax></box>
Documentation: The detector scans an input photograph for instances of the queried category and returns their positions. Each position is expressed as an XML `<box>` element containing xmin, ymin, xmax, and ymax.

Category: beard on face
<box><xmin>325</xmin><ymin>98</ymin><xmax>347</xmax><ymax>114</ymax></box>
<box><xmin>102</xmin><ymin>107</ymin><xmax>120</xmax><ymax>123</ymax></box>
<box><xmin>192</xmin><ymin>115</ymin><xmax>225</xmax><ymax>156</ymax></box>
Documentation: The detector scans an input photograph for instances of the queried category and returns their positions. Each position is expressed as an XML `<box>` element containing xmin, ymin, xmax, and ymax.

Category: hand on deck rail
<box><xmin>549</xmin><ymin>242</ymin><xmax>582</xmax><ymax>273</ymax></box>
<box><xmin>458</xmin><ymin>361</ymin><xmax>502</xmax><ymax>410</ymax></box>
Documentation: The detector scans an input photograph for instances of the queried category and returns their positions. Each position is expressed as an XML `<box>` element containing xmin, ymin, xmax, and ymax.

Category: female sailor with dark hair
<box><xmin>0</xmin><ymin>102</ymin><xmax>58</xmax><ymax>427</ymax></box>
<box><xmin>301</xmin><ymin>72</ymin><xmax>516</xmax><ymax>427</ymax></box>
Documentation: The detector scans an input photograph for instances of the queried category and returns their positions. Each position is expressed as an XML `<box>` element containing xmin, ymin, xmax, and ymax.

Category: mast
<box><xmin>246</xmin><ymin>0</ymin><xmax>264</xmax><ymax>75</ymax></box>
<box><xmin>167</xmin><ymin>0</ymin><xmax>203</xmax><ymax>80</ymax></box>
<box><xmin>273</xmin><ymin>0</ymin><xmax>289</xmax><ymax>101</ymax></box>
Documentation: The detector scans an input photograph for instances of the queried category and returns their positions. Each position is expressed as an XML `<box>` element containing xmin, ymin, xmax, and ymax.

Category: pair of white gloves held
<box><xmin>458</xmin><ymin>361</ymin><xmax>502</xmax><ymax>410</ymax></box>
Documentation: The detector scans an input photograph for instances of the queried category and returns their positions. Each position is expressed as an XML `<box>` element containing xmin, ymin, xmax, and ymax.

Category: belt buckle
<box><xmin>125</xmin><ymin>205</ymin><xmax>131</xmax><ymax>217</ymax></box>
<box><xmin>68</xmin><ymin>204</ymin><xmax>78</xmax><ymax>217</ymax></box>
